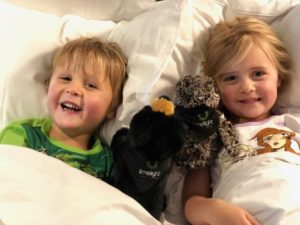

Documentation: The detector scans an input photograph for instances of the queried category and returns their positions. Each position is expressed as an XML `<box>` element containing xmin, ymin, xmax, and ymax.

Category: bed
<box><xmin>1</xmin><ymin>0</ymin><xmax>300</xmax><ymax>224</ymax></box>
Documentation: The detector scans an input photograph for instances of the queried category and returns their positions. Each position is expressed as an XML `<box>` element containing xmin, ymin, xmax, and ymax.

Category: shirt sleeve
<box><xmin>0</xmin><ymin>122</ymin><xmax>28</xmax><ymax>147</ymax></box>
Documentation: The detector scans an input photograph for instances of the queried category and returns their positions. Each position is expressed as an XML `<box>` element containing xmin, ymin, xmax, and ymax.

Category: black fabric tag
<box><xmin>125</xmin><ymin>149</ymin><xmax>172</xmax><ymax>193</ymax></box>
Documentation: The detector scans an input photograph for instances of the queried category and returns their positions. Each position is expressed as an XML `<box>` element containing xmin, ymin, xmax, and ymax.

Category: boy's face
<box><xmin>47</xmin><ymin>64</ymin><xmax>113</xmax><ymax>138</ymax></box>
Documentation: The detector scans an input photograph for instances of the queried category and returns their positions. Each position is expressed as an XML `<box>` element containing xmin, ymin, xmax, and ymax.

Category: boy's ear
<box><xmin>106</xmin><ymin>109</ymin><xmax>116</xmax><ymax>120</ymax></box>
<box><xmin>44</xmin><ymin>78</ymin><xmax>50</xmax><ymax>91</ymax></box>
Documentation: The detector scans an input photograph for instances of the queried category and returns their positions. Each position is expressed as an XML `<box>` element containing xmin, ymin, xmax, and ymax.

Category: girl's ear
<box><xmin>277</xmin><ymin>74</ymin><xmax>282</xmax><ymax>88</ymax></box>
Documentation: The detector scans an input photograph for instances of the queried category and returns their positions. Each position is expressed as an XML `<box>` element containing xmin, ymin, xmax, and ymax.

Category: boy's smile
<box><xmin>61</xmin><ymin>102</ymin><xmax>82</xmax><ymax>112</ymax></box>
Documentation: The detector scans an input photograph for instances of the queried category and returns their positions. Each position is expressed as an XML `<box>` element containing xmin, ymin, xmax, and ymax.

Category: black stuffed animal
<box><xmin>174</xmin><ymin>75</ymin><xmax>240</xmax><ymax>170</ymax></box>
<box><xmin>110</xmin><ymin>96</ymin><xmax>184</xmax><ymax>220</ymax></box>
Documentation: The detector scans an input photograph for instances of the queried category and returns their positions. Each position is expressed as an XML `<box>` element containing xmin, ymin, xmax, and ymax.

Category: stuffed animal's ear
<box><xmin>151</xmin><ymin>96</ymin><xmax>174</xmax><ymax>116</ymax></box>
<box><xmin>174</xmin><ymin>75</ymin><xmax>199</xmax><ymax>107</ymax></box>
<box><xmin>175</xmin><ymin>75</ymin><xmax>220</xmax><ymax>108</ymax></box>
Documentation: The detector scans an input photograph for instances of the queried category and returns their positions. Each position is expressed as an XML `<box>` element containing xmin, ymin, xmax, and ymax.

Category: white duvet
<box><xmin>0</xmin><ymin>144</ymin><xmax>160</xmax><ymax>225</ymax></box>
<box><xmin>213</xmin><ymin>152</ymin><xmax>300</xmax><ymax>225</ymax></box>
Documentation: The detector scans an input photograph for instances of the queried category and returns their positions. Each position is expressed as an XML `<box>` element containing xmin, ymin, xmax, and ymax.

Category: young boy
<box><xmin>0</xmin><ymin>37</ymin><xmax>127</xmax><ymax>181</ymax></box>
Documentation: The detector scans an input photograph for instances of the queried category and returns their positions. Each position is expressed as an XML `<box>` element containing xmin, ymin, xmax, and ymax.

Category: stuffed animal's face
<box><xmin>127</xmin><ymin>105</ymin><xmax>184</xmax><ymax>162</ymax></box>
<box><xmin>174</xmin><ymin>75</ymin><xmax>220</xmax><ymax>109</ymax></box>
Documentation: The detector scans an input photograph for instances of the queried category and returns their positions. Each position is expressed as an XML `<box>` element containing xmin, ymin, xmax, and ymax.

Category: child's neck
<box><xmin>230</xmin><ymin>112</ymin><xmax>272</xmax><ymax>125</ymax></box>
<box><xmin>49</xmin><ymin>125</ymin><xmax>91</xmax><ymax>150</ymax></box>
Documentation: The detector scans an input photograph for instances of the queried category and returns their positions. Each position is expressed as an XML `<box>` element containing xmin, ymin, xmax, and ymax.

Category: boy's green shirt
<box><xmin>0</xmin><ymin>118</ymin><xmax>113</xmax><ymax>180</ymax></box>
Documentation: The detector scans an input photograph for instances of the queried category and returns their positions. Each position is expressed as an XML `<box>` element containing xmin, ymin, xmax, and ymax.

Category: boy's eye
<box><xmin>59</xmin><ymin>75</ymin><xmax>72</xmax><ymax>81</ymax></box>
<box><xmin>85</xmin><ymin>82</ymin><xmax>97</xmax><ymax>89</ymax></box>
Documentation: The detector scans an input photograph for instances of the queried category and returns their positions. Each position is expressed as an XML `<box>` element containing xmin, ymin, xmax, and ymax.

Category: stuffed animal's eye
<box><xmin>197</xmin><ymin>111</ymin><xmax>209</xmax><ymax>121</ymax></box>
<box><xmin>147</xmin><ymin>161</ymin><xmax>158</xmax><ymax>169</ymax></box>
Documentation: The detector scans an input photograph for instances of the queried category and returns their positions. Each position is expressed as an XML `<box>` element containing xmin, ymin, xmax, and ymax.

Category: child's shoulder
<box><xmin>6</xmin><ymin>117</ymin><xmax>50</xmax><ymax>127</ymax></box>
<box><xmin>0</xmin><ymin>118</ymin><xmax>51</xmax><ymax>136</ymax></box>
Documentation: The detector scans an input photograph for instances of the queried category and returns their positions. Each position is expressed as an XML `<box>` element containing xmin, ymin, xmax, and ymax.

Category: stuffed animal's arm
<box><xmin>110</xmin><ymin>128</ymin><xmax>129</xmax><ymax>163</ymax></box>
<box><xmin>218</xmin><ymin>113</ymin><xmax>240</xmax><ymax>156</ymax></box>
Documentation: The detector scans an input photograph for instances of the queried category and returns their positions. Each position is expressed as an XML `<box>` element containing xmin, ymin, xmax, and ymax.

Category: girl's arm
<box><xmin>182</xmin><ymin>167</ymin><xmax>261</xmax><ymax>225</ymax></box>
<box><xmin>182</xmin><ymin>167</ymin><xmax>212</xmax><ymax>225</ymax></box>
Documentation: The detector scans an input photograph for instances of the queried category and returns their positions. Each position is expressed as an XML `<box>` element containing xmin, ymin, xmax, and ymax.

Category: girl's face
<box><xmin>47</xmin><ymin>64</ymin><xmax>114</xmax><ymax>139</ymax></box>
<box><xmin>216</xmin><ymin>45</ymin><xmax>280</xmax><ymax>124</ymax></box>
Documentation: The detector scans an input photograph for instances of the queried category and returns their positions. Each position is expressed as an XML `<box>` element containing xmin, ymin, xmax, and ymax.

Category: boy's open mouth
<box><xmin>61</xmin><ymin>102</ymin><xmax>82</xmax><ymax>112</ymax></box>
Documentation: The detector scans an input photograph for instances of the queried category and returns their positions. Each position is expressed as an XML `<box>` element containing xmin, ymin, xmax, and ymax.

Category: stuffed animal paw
<box><xmin>111</xmin><ymin>96</ymin><xmax>184</xmax><ymax>220</ymax></box>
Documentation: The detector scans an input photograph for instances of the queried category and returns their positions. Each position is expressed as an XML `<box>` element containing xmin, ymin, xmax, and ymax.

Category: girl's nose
<box><xmin>240</xmin><ymin>78</ymin><xmax>255</xmax><ymax>93</ymax></box>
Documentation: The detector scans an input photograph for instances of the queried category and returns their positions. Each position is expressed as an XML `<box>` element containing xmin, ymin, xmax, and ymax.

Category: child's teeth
<box><xmin>61</xmin><ymin>103</ymin><xmax>81</xmax><ymax>111</ymax></box>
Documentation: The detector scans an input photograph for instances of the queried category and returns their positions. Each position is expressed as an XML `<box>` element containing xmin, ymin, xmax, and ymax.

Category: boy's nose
<box><xmin>65</xmin><ymin>85</ymin><xmax>82</xmax><ymax>96</ymax></box>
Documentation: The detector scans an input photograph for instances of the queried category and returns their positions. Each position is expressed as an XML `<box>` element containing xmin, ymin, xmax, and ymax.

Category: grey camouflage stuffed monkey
<box><xmin>174</xmin><ymin>75</ymin><xmax>240</xmax><ymax>171</ymax></box>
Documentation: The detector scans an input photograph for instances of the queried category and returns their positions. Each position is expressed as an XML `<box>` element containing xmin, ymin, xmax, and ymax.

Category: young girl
<box><xmin>183</xmin><ymin>16</ymin><xmax>299</xmax><ymax>225</ymax></box>
<box><xmin>0</xmin><ymin>37</ymin><xmax>127</xmax><ymax>181</ymax></box>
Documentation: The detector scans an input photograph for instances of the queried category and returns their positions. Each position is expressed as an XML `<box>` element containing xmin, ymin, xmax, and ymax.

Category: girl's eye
<box><xmin>253</xmin><ymin>71</ymin><xmax>265</xmax><ymax>78</ymax></box>
<box><xmin>221</xmin><ymin>74</ymin><xmax>237</xmax><ymax>83</ymax></box>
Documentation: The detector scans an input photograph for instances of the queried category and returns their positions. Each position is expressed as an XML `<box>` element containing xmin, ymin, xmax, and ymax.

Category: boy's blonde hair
<box><xmin>203</xmin><ymin>16</ymin><xmax>292</xmax><ymax>94</ymax></box>
<box><xmin>51</xmin><ymin>37</ymin><xmax>127</xmax><ymax>113</ymax></box>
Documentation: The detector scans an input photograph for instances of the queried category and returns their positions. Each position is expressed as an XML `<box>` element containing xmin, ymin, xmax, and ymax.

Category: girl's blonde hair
<box><xmin>51</xmin><ymin>37</ymin><xmax>127</xmax><ymax>112</ymax></box>
<box><xmin>203</xmin><ymin>16</ymin><xmax>292</xmax><ymax>94</ymax></box>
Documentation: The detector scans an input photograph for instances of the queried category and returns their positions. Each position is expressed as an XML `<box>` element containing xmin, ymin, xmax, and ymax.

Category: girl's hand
<box><xmin>208</xmin><ymin>198</ymin><xmax>260</xmax><ymax>225</ymax></box>
<box><xmin>185</xmin><ymin>196</ymin><xmax>261</xmax><ymax>225</ymax></box>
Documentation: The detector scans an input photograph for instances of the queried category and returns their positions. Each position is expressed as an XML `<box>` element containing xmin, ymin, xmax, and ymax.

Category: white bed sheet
<box><xmin>213</xmin><ymin>152</ymin><xmax>300</xmax><ymax>225</ymax></box>
<box><xmin>0</xmin><ymin>144</ymin><xmax>161</xmax><ymax>225</ymax></box>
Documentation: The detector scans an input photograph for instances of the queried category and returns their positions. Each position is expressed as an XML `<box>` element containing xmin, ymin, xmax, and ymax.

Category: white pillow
<box><xmin>271</xmin><ymin>5</ymin><xmax>300</xmax><ymax>114</ymax></box>
<box><xmin>0</xmin><ymin>0</ymin><xmax>116</xmax><ymax>129</ymax></box>
<box><xmin>150</xmin><ymin>0</ymin><xmax>223</xmax><ymax>101</ymax></box>
<box><xmin>224</xmin><ymin>0</ymin><xmax>299</xmax><ymax>22</ymax></box>
<box><xmin>101</xmin><ymin>0</ymin><xmax>183</xmax><ymax>143</ymax></box>
<box><xmin>4</xmin><ymin>0</ymin><xmax>156</xmax><ymax>22</ymax></box>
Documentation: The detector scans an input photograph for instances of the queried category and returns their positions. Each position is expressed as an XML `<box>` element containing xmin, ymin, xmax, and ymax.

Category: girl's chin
<box><xmin>238</xmin><ymin>115</ymin><xmax>270</xmax><ymax>123</ymax></box>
